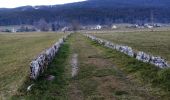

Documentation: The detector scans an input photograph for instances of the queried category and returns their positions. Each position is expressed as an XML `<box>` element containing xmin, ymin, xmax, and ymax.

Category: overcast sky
<box><xmin>0</xmin><ymin>0</ymin><xmax>86</xmax><ymax>8</ymax></box>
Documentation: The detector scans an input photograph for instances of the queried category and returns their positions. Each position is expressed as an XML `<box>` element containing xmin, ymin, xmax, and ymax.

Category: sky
<box><xmin>0</xmin><ymin>0</ymin><xmax>86</xmax><ymax>8</ymax></box>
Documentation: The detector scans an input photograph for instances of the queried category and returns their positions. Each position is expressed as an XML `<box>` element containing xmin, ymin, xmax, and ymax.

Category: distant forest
<box><xmin>0</xmin><ymin>0</ymin><xmax>170</xmax><ymax>26</ymax></box>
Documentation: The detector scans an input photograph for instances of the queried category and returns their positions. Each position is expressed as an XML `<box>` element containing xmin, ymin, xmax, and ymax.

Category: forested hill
<box><xmin>0</xmin><ymin>0</ymin><xmax>170</xmax><ymax>26</ymax></box>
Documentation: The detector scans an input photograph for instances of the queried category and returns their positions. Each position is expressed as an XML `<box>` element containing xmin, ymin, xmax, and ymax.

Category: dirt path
<box><xmin>68</xmin><ymin>34</ymin><xmax>84</xmax><ymax>100</ymax></box>
<box><xmin>71</xmin><ymin>53</ymin><xmax>78</xmax><ymax>78</ymax></box>
<box><xmin>67</xmin><ymin>33</ymin><xmax>160</xmax><ymax>100</ymax></box>
<box><xmin>69</xmin><ymin>53</ymin><xmax>84</xmax><ymax>100</ymax></box>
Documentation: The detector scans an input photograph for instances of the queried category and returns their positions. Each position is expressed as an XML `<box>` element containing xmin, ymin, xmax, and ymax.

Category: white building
<box><xmin>144</xmin><ymin>24</ymin><xmax>153</xmax><ymax>29</ymax></box>
<box><xmin>112</xmin><ymin>25</ymin><xmax>117</xmax><ymax>29</ymax></box>
<box><xmin>91</xmin><ymin>25</ymin><xmax>102</xmax><ymax>30</ymax></box>
<box><xmin>12</xmin><ymin>28</ymin><xmax>16</xmax><ymax>33</ymax></box>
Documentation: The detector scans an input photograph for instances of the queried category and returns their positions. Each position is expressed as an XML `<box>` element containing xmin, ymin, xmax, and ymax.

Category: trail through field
<box><xmin>71</xmin><ymin>53</ymin><xmax>78</xmax><ymax>78</ymax></box>
<box><xmin>67</xmin><ymin>33</ymin><xmax>160</xmax><ymax>100</ymax></box>
<box><xmin>14</xmin><ymin>33</ymin><xmax>166</xmax><ymax>99</ymax></box>
<box><xmin>69</xmin><ymin>53</ymin><xmax>84</xmax><ymax>100</ymax></box>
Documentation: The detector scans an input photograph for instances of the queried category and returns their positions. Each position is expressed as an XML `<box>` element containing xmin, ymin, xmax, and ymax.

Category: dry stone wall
<box><xmin>30</xmin><ymin>33</ymin><xmax>71</xmax><ymax>80</ymax></box>
<box><xmin>84</xmin><ymin>34</ymin><xmax>169</xmax><ymax>68</ymax></box>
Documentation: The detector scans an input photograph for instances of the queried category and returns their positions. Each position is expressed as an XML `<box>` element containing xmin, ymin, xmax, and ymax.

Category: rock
<box><xmin>118</xmin><ymin>46</ymin><xmax>134</xmax><ymax>57</ymax></box>
<box><xmin>30</xmin><ymin>60</ymin><xmax>40</xmax><ymax>79</ymax></box>
<box><xmin>27</xmin><ymin>84</ymin><xmax>34</xmax><ymax>91</ymax></box>
<box><xmin>136</xmin><ymin>51</ymin><xmax>151</xmax><ymax>63</ymax></box>
<box><xmin>150</xmin><ymin>56</ymin><xmax>168</xmax><ymax>68</ymax></box>
<box><xmin>126</xmin><ymin>47</ymin><xmax>134</xmax><ymax>57</ymax></box>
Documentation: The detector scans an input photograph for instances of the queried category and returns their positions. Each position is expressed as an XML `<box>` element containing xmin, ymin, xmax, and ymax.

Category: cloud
<box><xmin>0</xmin><ymin>0</ymin><xmax>86</xmax><ymax>8</ymax></box>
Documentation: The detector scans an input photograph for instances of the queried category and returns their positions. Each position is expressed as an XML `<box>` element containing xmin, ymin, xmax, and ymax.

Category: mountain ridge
<box><xmin>0</xmin><ymin>0</ymin><xmax>170</xmax><ymax>26</ymax></box>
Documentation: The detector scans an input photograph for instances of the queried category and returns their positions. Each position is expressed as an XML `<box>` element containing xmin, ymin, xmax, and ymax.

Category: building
<box><xmin>111</xmin><ymin>25</ymin><xmax>117</xmax><ymax>29</ymax></box>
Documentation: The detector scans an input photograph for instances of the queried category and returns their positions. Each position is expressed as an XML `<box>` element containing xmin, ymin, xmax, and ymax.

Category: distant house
<box><xmin>153</xmin><ymin>24</ymin><xmax>162</xmax><ymax>27</ymax></box>
<box><xmin>12</xmin><ymin>28</ymin><xmax>16</xmax><ymax>33</ymax></box>
<box><xmin>90</xmin><ymin>25</ymin><xmax>102</xmax><ymax>30</ymax></box>
<box><xmin>147</xmin><ymin>25</ymin><xmax>153</xmax><ymax>29</ymax></box>
<box><xmin>144</xmin><ymin>24</ymin><xmax>153</xmax><ymax>29</ymax></box>
<box><xmin>128</xmin><ymin>24</ymin><xmax>145</xmax><ymax>29</ymax></box>
<box><xmin>81</xmin><ymin>25</ymin><xmax>102</xmax><ymax>30</ymax></box>
<box><xmin>16</xmin><ymin>26</ymin><xmax>36</xmax><ymax>32</ymax></box>
<box><xmin>37</xmin><ymin>29</ymin><xmax>41</xmax><ymax>32</ymax></box>
<box><xmin>111</xmin><ymin>25</ymin><xmax>117</xmax><ymax>29</ymax></box>
<box><xmin>128</xmin><ymin>24</ymin><xmax>139</xmax><ymax>28</ymax></box>
<box><xmin>134</xmin><ymin>24</ymin><xmax>139</xmax><ymax>28</ymax></box>
<box><xmin>95</xmin><ymin>25</ymin><xmax>102</xmax><ymax>30</ymax></box>
<box><xmin>1</xmin><ymin>29</ymin><xmax>11</xmax><ymax>32</ymax></box>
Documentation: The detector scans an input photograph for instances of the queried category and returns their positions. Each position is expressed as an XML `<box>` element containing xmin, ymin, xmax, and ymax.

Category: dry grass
<box><xmin>0</xmin><ymin>32</ymin><xmax>67</xmax><ymax>99</ymax></box>
<box><xmin>3</xmin><ymin>32</ymin><xmax>170</xmax><ymax>99</ymax></box>
<box><xmin>90</xmin><ymin>31</ymin><xmax>170</xmax><ymax>62</ymax></box>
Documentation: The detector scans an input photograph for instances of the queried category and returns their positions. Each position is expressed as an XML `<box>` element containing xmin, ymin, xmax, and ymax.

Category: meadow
<box><xmin>0</xmin><ymin>32</ymin><xmax>67</xmax><ymax>98</ymax></box>
<box><xmin>89</xmin><ymin>31</ymin><xmax>170</xmax><ymax>63</ymax></box>
<box><xmin>14</xmin><ymin>33</ymin><xmax>170</xmax><ymax>100</ymax></box>
<box><xmin>1</xmin><ymin>31</ymin><xmax>170</xmax><ymax>99</ymax></box>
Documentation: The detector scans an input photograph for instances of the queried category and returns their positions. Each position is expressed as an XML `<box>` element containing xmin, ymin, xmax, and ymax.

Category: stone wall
<box><xmin>30</xmin><ymin>33</ymin><xmax>71</xmax><ymax>80</ymax></box>
<box><xmin>84</xmin><ymin>34</ymin><xmax>169</xmax><ymax>68</ymax></box>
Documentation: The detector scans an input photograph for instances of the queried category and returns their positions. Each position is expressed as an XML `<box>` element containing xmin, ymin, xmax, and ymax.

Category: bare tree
<box><xmin>71</xmin><ymin>20</ymin><xmax>80</xmax><ymax>32</ymax></box>
<box><xmin>51</xmin><ymin>23</ymin><xmax>56</xmax><ymax>31</ymax></box>
<box><xmin>37</xmin><ymin>18</ymin><xmax>49</xmax><ymax>31</ymax></box>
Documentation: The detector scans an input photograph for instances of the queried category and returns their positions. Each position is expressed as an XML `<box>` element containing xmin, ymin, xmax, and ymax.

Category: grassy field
<box><xmin>1</xmin><ymin>32</ymin><xmax>170</xmax><ymax>99</ymax></box>
<box><xmin>0</xmin><ymin>32</ymin><xmax>67</xmax><ymax>99</ymax></box>
<box><xmin>14</xmin><ymin>33</ymin><xmax>170</xmax><ymax>100</ymax></box>
<box><xmin>89</xmin><ymin>31</ymin><xmax>170</xmax><ymax>62</ymax></box>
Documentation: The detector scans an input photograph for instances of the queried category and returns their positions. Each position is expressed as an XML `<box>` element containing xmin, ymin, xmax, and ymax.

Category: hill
<box><xmin>0</xmin><ymin>0</ymin><xmax>170</xmax><ymax>26</ymax></box>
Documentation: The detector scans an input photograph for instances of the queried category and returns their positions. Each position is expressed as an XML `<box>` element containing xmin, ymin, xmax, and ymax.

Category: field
<box><xmin>1</xmin><ymin>31</ymin><xmax>170</xmax><ymax>99</ymax></box>
<box><xmin>88</xmin><ymin>31</ymin><xmax>170</xmax><ymax>62</ymax></box>
<box><xmin>0</xmin><ymin>32</ymin><xmax>67</xmax><ymax>98</ymax></box>
<box><xmin>13</xmin><ymin>33</ymin><xmax>170</xmax><ymax>100</ymax></box>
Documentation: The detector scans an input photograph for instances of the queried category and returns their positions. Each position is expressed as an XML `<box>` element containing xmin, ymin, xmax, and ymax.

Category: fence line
<box><xmin>30</xmin><ymin>33</ymin><xmax>72</xmax><ymax>80</ymax></box>
<box><xmin>84</xmin><ymin>34</ymin><xmax>169</xmax><ymax>68</ymax></box>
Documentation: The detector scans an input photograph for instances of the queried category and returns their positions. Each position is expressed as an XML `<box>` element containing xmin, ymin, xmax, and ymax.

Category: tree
<box><xmin>37</xmin><ymin>19</ymin><xmax>49</xmax><ymax>31</ymax></box>
<box><xmin>71</xmin><ymin>20</ymin><xmax>80</xmax><ymax>32</ymax></box>
<box><xmin>51</xmin><ymin>24</ymin><xmax>56</xmax><ymax>31</ymax></box>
